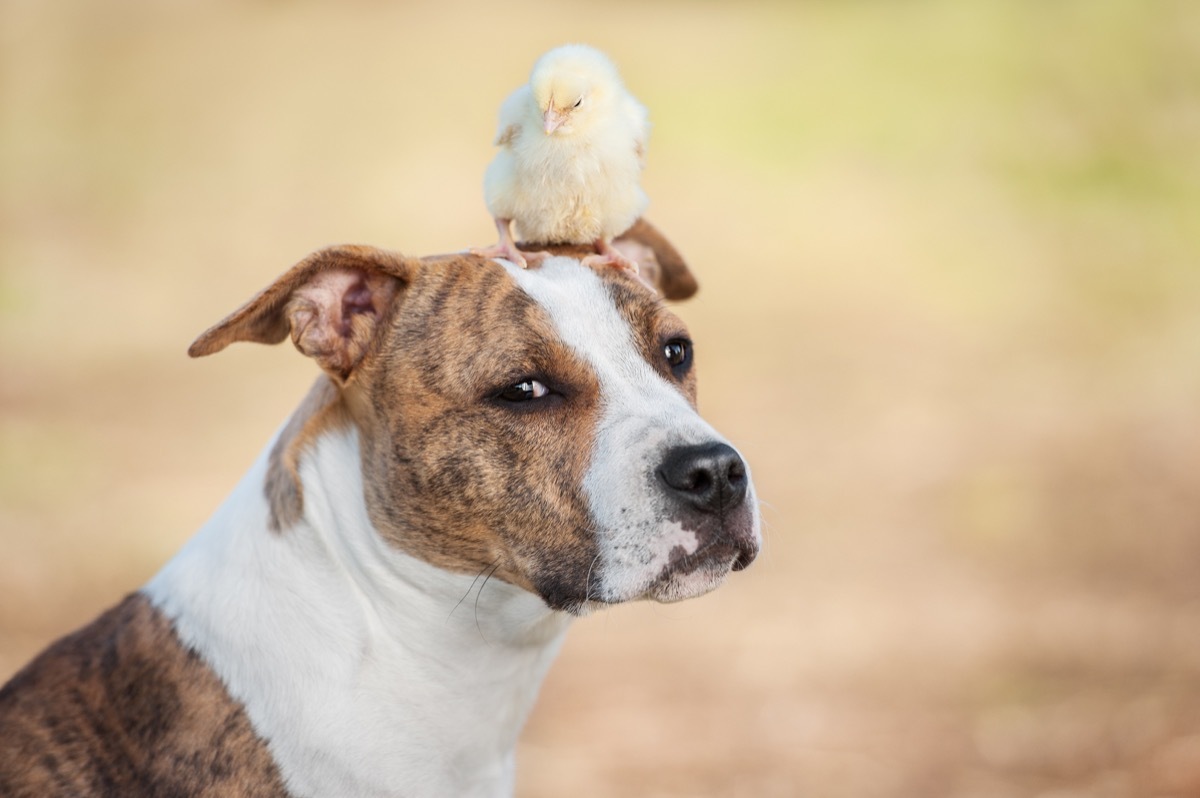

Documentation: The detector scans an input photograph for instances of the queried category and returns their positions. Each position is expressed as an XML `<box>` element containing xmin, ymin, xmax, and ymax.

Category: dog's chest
<box><xmin>143</xmin><ymin>428</ymin><xmax>572</xmax><ymax>798</ymax></box>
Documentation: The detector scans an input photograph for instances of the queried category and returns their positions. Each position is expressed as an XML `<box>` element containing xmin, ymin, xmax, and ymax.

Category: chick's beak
<box><xmin>543</xmin><ymin>108</ymin><xmax>565</xmax><ymax>134</ymax></box>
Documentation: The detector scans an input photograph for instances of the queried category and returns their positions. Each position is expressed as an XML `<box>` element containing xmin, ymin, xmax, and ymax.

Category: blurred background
<box><xmin>2</xmin><ymin>0</ymin><xmax>1199</xmax><ymax>795</ymax></box>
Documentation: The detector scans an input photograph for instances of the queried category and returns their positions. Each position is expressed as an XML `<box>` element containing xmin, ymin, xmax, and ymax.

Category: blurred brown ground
<box><xmin>2</xmin><ymin>1</ymin><xmax>1199</xmax><ymax>796</ymax></box>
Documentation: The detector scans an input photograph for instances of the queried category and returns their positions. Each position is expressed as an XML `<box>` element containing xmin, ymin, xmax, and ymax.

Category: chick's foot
<box><xmin>471</xmin><ymin>218</ymin><xmax>551</xmax><ymax>268</ymax></box>
<box><xmin>471</xmin><ymin>241</ymin><xmax>543</xmax><ymax>269</ymax></box>
<box><xmin>581</xmin><ymin>238</ymin><xmax>640</xmax><ymax>274</ymax></box>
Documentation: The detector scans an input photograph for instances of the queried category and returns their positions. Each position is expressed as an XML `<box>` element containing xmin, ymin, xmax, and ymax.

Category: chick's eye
<box><xmin>573</xmin><ymin>98</ymin><xmax>582</xmax><ymax>108</ymax></box>
<box><xmin>664</xmin><ymin>339</ymin><xmax>691</xmax><ymax>370</ymax></box>
<box><xmin>498</xmin><ymin>379</ymin><xmax>550</xmax><ymax>402</ymax></box>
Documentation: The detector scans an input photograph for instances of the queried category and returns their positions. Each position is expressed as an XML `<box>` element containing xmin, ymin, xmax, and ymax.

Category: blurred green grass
<box><xmin>2</xmin><ymin>0</ymin><xmax>1199</xmax><ymax>795</ymax></box>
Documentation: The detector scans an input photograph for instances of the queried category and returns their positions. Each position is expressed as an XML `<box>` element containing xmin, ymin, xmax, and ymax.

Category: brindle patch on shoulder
<box><xmin>265</xmin><ymin>375</ymin><xmax>348</xmax><ymax>532</ymax></box>
<box><xmin>0</xmin><ymin>594</ymin><xmax>289</xmax><ymax>798</ymax></box>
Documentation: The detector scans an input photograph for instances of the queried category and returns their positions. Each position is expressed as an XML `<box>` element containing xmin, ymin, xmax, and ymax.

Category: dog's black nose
<box><xmin>657</xmin><ymin>442</ymin><xmax>748</xmax><ymax>516</ymax></box>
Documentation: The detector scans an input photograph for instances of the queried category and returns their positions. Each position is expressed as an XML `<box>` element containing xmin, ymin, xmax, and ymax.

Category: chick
<box><xmin>473</xmin><ymin>44</ymin><xmax>649</xmax><ymax>271</ymax></box>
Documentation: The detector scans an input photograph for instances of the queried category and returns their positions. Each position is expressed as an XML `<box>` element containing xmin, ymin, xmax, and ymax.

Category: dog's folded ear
<box><xmin>612</xmin><ymin>218</ymin><xmax>698</xmax><ymax>301</ymax></box>
<box><xmin>188</xmin><ymin>245</ymin><xmax>417</xmax><ymax>383</ymax></box>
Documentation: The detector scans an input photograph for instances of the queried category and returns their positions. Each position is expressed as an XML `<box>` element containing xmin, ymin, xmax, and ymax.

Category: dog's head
<box><xmin>190</xmin><ymin>223</ymin><xmax>760</xmax><ymax>613</ymax></box>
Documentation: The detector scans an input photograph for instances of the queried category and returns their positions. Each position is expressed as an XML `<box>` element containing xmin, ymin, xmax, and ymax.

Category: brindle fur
<box><xmin>0</xmin><ymin>595</ymin><xmax>289</xmax><ymax>798</ymax></box>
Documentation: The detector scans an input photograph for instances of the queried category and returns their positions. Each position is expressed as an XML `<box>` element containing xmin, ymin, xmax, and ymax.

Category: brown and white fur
<box><xmin>0</xmin><ymin>222</ymin><xmax>759</xmax><ymax>797</ymax></box>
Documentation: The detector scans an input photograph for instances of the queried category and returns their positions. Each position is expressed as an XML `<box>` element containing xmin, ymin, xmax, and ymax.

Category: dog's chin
<box><xmin>555</xmin><ymin>551</ymin><xmax>740</xmax><ymax>615</ymax></box>
<box><xmin>643</xmin><ymin>549</ymin><xmax>741</xmax><ymax>604</ymax></box>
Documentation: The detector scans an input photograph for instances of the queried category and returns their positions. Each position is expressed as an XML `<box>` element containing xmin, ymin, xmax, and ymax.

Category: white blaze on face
<box><xmin>503</xmin><ymin>258</ymin><xmax>744</xmax><ymax>604</ymax></box>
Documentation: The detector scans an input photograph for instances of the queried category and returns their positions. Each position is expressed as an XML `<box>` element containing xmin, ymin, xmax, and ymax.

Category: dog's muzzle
<box><xmin>656</xmin><ymin>442</ymin><xmax>758</xmax><ymax>571</ymax></box>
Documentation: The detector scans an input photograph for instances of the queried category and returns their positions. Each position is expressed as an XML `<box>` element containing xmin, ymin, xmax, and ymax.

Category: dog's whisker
<box><xmin>583</xmin><ymin>553</ymin><xmax>601</xmax><ymax>605</ymax></box>
<box><xmin>473</xmin><ymin>560</ymin><xmax>503</xmax><ymax>645</ymax></box>
<box><xmin>446</xmin><ymin>563</ymin><xmax>495</xmax><ymax>624</ymax></box>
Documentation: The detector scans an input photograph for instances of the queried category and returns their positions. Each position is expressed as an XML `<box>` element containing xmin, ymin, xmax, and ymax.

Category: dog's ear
<box><xmin>612</xmin><ymin>218</ymin><xmax>698</xmax><ymax>301</ymax></box>
<box><xmin>188</xmin><ymin>245</ymin><xmax>417</xmax><ymax>383</ymax></box>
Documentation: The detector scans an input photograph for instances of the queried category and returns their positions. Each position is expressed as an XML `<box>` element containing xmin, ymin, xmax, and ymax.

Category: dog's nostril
<box><xmin>658</xmin><ymin>442</ymin><xmax>748</xmax><ymax>515</ymax></box>
<box><xmin>685</xmin><ymin>469</ymin><xmax>712</xmax><ymax>493</ymax></box>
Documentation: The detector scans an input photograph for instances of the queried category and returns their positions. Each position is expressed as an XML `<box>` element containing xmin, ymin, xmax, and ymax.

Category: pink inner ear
<box><xmin>338</xmin><ymin>278</ymin><xmax>379</xmax><ymax>337</ymax></box>
<box><xmin>610</xmin><ymin>239</ymin><xmax>661</xmax><ymax>294</ymax></box>
<box><xmin>611</xmin><ymin>238</ymin><xmax>654</xmax><ymax>266</ymax></box>
<box><xmin>344</xmin><ymin>281</ymin><xmax>376</xmax><ymax>315</ymax></box>
<box><xmin>296</xmin><ymin>270</ymin><xmax>368</xmax><ymax>333</ymax></box>
<box><xmin>288</xmin><ymin>268</ymin><xmax>392</xmax><ymax>380</ymax></box>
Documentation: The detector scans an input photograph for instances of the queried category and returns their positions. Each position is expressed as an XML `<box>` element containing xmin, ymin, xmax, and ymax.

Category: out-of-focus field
<box><xmin>3</xmin><ymin>1</ymin><xmax>1199</xmax><ymax>795</ymax></box>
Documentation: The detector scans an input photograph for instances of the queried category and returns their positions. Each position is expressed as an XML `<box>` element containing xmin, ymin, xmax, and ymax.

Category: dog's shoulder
<box><xmin>0</xmin><ymin>593</ymin><xmax>290</xmax><ymax>798</ymax></box>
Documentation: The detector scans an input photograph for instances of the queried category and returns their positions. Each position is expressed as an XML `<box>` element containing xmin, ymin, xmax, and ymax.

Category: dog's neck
<box><xmin>144</xmin><ymin>425</ymin><xmax>571</xmax><ymax>797</ymax></box>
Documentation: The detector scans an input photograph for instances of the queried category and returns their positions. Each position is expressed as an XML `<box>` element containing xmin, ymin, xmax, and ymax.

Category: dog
<box><xmin>0</xmin><ymin>221</ymin><xmax>761</xmax><ymax>797</ymax></box>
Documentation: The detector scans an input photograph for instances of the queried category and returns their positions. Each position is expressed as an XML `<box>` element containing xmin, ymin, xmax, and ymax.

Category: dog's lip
<box><xmin>662</xmin><ymin>539</ymin><xmax>741</xmax><ymax>580</ymax></box>
<box><xmin>567</xmin><ymin>597</ymin><xmax>613</xmax><ymax>616</ymax></box>
<box><xmin>661</xmin><ymin>518</ymin><xmax>760</xmax><ymax>578</ymax></box>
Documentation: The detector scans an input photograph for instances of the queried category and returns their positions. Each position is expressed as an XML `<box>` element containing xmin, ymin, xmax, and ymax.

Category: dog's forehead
<box><xmin>499</xmin><ymin>257</ymin><xmax>676</xmax><ymax>359</ymax></box>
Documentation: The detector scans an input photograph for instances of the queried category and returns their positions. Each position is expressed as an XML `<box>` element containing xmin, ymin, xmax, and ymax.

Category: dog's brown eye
<box><xmin>498</xmin><ymin>379</ymin><xmax>549</xmax><ymax>402</ymax></box>
<box><xmin>663</xmin><ymin>339</ymin><xmax>691</xmax><ymax>371</ymax></box>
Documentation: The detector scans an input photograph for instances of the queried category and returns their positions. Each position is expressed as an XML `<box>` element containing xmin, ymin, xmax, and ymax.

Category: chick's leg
<box><xmin>581</xmin><ymin>237</ymin><xmax>640</xmax><ymax>274</ymax></box>
<box><xmin>471</xmin><ymin>218</ymin><xmax>550</xmax><ymax>269</ymax></box>
<box><xmin>471</xmin><ymin>217</ymin><xmax>526</xmax><ymax>267</ymax></box>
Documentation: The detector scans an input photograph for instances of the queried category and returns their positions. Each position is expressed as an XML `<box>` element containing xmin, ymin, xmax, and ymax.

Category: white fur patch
<box><xmin>145</xmin><ymin>428</ymin><xmax>570</xmax><ymax>798</ymax></box>
<box><xmin>503</xmin><ymin>258</ymin><xmax>759</xmax><ymax>603</ymax></box>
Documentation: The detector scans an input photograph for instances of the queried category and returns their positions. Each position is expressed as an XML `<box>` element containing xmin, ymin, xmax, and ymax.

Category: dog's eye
<box><xmin>497</xmin><ymin>379</ymin><xmax>550</xmax><ymax>402</ymax></box>
<box><xmin>663</xmin><ymin>339</ymin><xmax>691</xmax><ymax>372</ymax></box>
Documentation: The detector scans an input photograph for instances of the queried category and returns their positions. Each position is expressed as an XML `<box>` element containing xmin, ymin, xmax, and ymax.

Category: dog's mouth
<box><xmin>538</xmin><ymin>539</ymin><xmax>748</xmax><ymax>615</ymax></box>
<box><xmin>665</xmin><ymin>538</ymin><xmax>743</xmax><ymax>576</ymax></box>
<box><xmin>667</xmin><ymin>506</ymin><xmax>760</xmax><ymax>571</ymax></box>
<box><xmin>635</xmin><ymin>533</ymin><xmax>752</xmax><ymax>604</ymax></box>
<box><xmin>534</xmin><ymin>503</ymin><xmax>761</xmax><ymax>613</ymax></box>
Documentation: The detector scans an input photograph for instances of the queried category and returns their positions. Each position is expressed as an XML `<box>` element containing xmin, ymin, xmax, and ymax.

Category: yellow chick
<box><xmin>473</xmin><ymin>44</ymin><xmax>650</xmax><ymax>270</ymax></box>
